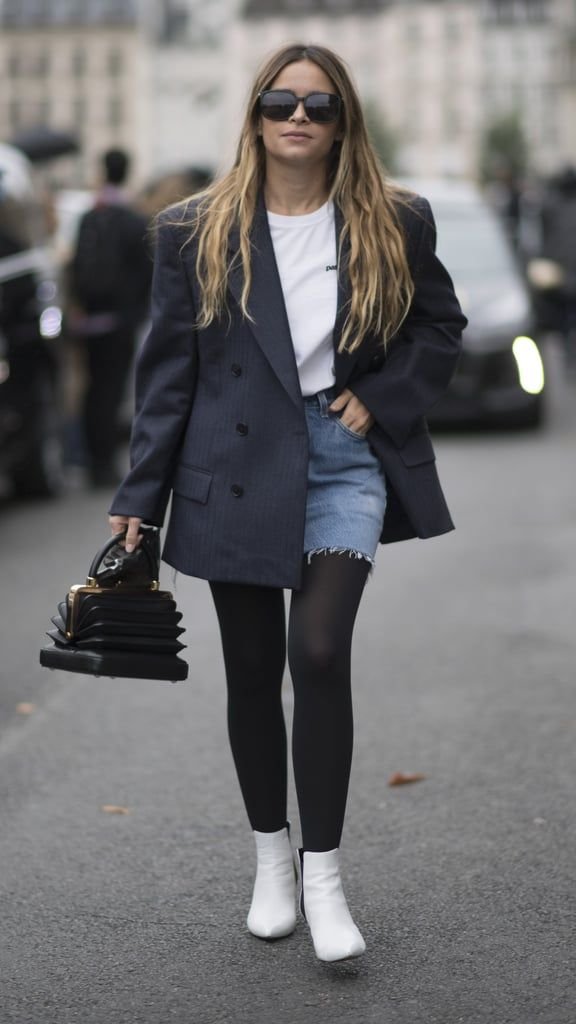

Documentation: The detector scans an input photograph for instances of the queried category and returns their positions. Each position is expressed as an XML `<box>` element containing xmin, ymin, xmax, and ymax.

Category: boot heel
<box><xmin>298</xmin><ymin>847</ymin><xmax>307</xmax><ymax>921</ymax></box>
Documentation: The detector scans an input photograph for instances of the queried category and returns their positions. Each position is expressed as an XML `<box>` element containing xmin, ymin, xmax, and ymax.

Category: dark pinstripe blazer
<box><xmin>110</xmin><ymin>194</ymin><xmax>467</xmax><ymax>588</ymax></box>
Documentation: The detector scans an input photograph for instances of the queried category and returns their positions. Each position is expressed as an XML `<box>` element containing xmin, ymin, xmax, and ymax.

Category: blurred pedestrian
<box><xmin>108</xmin><ymin>44</ymin><xmax>466</xmax><ymax>962</ymax></box>
<box><xmin>136</xmin><ymin>165</ymin><xmax>214</xmax><ymax>221</ymax></box>
<box><xmin>68</xmin><ymin>148</ymin><xmax>152</xmax><ymax>487</ymax></box>
<box><xmin>538</xmin><ymin>165</ymin><xmax>576</xmax><ymax>369</ymax></box>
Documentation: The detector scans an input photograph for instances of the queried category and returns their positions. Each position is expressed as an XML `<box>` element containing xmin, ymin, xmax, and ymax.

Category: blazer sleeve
<box><xmin>109</xmin><ymin>213</ymin><xmax>197</xmax><ymax>525</ymax></box>
<box><xmin>351</xmin><ymin>197</ymin><xmax>467</xmax><ymax>449</ymax></box>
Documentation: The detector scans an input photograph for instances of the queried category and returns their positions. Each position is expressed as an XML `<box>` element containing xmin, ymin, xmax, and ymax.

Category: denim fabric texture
<box><xmin>303</xmin><ymin>387</ymin><xmax>387</xmax><ymax>566</ymax></box>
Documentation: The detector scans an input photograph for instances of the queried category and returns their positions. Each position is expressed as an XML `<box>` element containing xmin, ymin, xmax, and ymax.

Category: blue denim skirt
<box><xmin>303</xmin><ymin>386</ymin><xmax>387</xmax><ymax>567</ymax></box>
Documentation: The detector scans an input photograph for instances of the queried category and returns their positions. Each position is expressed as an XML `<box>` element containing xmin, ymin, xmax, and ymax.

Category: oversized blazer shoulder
<box><xmin>110</xmin><ymin>192</ymin><xmax>468</xmax><ymax>588</ymax></box>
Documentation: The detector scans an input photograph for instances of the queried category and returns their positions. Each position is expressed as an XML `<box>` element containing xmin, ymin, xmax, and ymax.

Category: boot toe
<box><xmin>247</xmin><ymin>907</ymin><xmax>296</xmax><ymax>939</ymax></box>
<box><xmin>314</xmin><ymin>931</ymin><xmax>366</xmax><ymax>962</ymax></box>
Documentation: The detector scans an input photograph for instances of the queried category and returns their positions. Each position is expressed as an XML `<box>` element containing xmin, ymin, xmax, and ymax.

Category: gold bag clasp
<box><xmin>65</xmin><ymin>577</ymin><xmax>160</xmax><ymax>640</ymax></box>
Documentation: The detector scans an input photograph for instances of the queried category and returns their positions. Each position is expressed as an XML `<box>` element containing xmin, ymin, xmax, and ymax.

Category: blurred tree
<box><xmin>363</xmin><ymin>99</ymin><xmax>399</xmax><ymax>173</ymax></box>
<box><xmin>479</xmin><ymin>112</ymin><xmax>529</xmax><ymax>183</ymax></box>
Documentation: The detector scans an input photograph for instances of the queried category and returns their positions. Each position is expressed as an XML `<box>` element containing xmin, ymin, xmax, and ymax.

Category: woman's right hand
<box><xmin>109</xmin><ymin>514</ymin><xmax>143</xmax><ymax>553</ymax></box>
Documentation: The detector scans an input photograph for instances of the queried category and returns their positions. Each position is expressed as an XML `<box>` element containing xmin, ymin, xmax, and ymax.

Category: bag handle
<box><xmin>86</xmin><ymin>526</ymin><xmax>159</xmax><ymax>585</ymax></box>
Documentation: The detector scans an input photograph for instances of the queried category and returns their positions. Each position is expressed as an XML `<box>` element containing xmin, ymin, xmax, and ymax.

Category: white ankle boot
<box><xmin>299</xmin><ymin>848</ymin><xmax>366</xmax><ymax>962</ymax></box>
<box><xmin>247</xmin><ymin>826</ymin><xmax>297</xmax><ymax>939</ymax></box>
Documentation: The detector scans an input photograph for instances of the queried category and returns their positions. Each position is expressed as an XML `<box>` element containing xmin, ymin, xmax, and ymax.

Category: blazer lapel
<box><xmin>227</xmin><ymin>197</ymin><xmax>302</xmax><ymax>409</ymax></box>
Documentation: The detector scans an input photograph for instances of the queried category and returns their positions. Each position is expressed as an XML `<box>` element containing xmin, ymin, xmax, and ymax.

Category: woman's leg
<box><xmin>288</xmin><ymin>553</ymin><xmax>371</xmax><ymax>960</ymax></box>
<box><xmin>288</xmin><ymin>553</ymin><xmax>371</xmax><ymax>852</ymax></box>
<box><xmin>209</xmin><ymin>581</ymin><xmax>288</xmax><ymax>832</ymax></box>
<box><xmin>210</xmin><ymin>581</ymin><xmax>296</xmax><ymax>940</ymax></box>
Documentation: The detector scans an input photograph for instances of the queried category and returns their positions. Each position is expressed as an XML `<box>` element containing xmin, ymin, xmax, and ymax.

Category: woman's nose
<box><xmin>290</xmin><ymin>99</ymin><xmax>308</xmax><ymax>122</ymax></box>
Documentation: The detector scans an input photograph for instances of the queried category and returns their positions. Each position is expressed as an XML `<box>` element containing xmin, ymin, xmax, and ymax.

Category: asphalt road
<box><xmin>1</xmin><ymin>344</ymin><xmax>575</xmax><ymax>1024</ymax></box>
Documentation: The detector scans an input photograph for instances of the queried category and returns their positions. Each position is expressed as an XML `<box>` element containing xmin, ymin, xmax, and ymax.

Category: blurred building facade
<box><xmin>232</xmin><ymin>0</ymin><xmax>576</xmax><ymax>179</ymax></box>
<box><xmin>0</xmin><ymin>0</ymin><xmax>575</xmax><ymax>187</ymax></box>
<box><xmin>141</xmin><ymin>0</ymin><xmax>242</xmax><ymax>181</ymax></box>
<box><xmin>0</xmin><ymin>0</ymin><xmax>148</xmax><ymax>186</ymax></box>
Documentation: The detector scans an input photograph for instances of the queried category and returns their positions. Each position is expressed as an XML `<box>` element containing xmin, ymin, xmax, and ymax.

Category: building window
<box><xmin>108</xmin><ymin>49</ymin><xmax>123</xmax><ymax>76</ymax></box>
<box><xmin>72</xmin><ymin>46</ymin><xmax>85</xmax><ymax>77</ymax></box>
<box><xmin>403</xmin><ymin>102</ymin><xmax>420</xmax><ymax>144</ymax></box>
<box><xmin>405</xmin><ymin>18</ymin><xmax>422</xmax><ymax>44</ymax></box>
<box><xmin>445</xmin><ymin>16</ymin><xmax>461</xmax><ymax>42</ymax></box>
<box><xmin>159</xmin><ymin>2</ymin><xmax>189</xmax><ymax>43</ymax></box>
<box><xmin>8</xmin><ymin>52</ymin><xmax>21</xmax><ymax>77</ymax></box>
<box><xmin>108</xmin><ymin>96</ymin><xmax>123</xmax><ymax>128</ymax></box>
<box><xmin>34</xmin><ymin>49</ymin><xmax>50</xmax><ymax>76</ymax></box>
<box><xmin>9</xmin><ymin>98</ymin><xmax>20</xmax><ymax>130</ymax></box>
<box><xmin>569</xmin><ymin>38</ymin><xmax>576</xmax><ymax>86</ymax></box>
<box><xmin>483</xmin><ymin>0</ymin><xmax>548</xmax><ymax>23</ymax></box>
<box><xmin>73</xmin><ymin>97</ymin><xmax>86</xmax><ymax>130</ymax></box>
<box><xmin>37</xmin><ymin>98</ymin><xmax>50</xmax><ymax>123</ymax></box>
<box><xmin>537</xmin><ymin>87</ymin><xmax>557</xmax><ymax>146</ymax></box>
<box><xmin>444</xmin><ymin>105</ymin><xmax>461</xmax><ymax>141</ymax></box>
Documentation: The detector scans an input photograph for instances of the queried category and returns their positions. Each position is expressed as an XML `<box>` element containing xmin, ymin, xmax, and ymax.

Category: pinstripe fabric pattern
<box><xmin>110</xmin><ymin>194</ymin><xmax>467</xmax><ymax>589</ymax></box>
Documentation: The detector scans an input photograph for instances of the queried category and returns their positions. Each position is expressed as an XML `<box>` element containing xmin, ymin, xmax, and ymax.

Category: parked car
<box><xmin>403</xmin><ymin>178</ymin><xmax>545</xmax><ymax>428</ymax></box>
<box><xmin>0</xmin><ymin>142</ymin><xmax>64</xmax><ymax>497</ymax></box>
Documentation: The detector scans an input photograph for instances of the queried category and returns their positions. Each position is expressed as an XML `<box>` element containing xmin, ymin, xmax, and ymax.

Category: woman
<box><xmin>109</xmin><ymin>43</ymin><xmax>466</xmax><ymax>963</ymax></box>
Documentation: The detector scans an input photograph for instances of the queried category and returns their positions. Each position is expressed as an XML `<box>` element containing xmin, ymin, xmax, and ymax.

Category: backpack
<box><xmin>70</xmin><ymin>204</ymin><xmax>137</xmax><ymax>313</ymax></box>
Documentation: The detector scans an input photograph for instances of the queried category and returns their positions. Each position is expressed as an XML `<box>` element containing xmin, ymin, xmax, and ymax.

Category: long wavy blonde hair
<box><xmin>179</xmin><ymin>43</ymin><xmax>414</xmax><ymax>353</ymax></box>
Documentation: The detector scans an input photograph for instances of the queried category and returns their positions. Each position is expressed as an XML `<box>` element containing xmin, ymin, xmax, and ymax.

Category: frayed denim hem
<box><xmin>305</xmin><ymin>546</ymin><xmax>376</xmax><ymax>571</ymax></box>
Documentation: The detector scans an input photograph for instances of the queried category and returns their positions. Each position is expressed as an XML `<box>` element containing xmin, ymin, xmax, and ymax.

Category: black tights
<box><xmin>210</xmin><ymin>553</ymin><xmax>370</xmax><ymax>852</ymax></box>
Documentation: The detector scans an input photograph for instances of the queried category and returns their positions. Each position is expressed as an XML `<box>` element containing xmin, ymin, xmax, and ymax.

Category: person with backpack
<box><xmin>69</xmin><ymin>148</ymin><xmax>152</xmax><ymax>487</ymax></box>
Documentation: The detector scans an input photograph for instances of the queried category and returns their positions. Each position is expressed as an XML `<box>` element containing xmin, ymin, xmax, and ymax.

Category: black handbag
<box><xmin>39</xmin><ymin>525</ymin><xmax>188</xmax><ymax>681</ymax></box>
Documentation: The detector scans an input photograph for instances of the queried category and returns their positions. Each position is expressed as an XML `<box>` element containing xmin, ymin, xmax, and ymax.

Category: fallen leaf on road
<box><xmin>16</xmin><ymin>702</ymin><xmax>36</xmax><ymax>714</ymax></box>
<box><xmin>100</xmin><ymin>805</ymin><xmax>131</xmax><ymax>815</ymax></box>
<box><xmin>388</xmin><ymin>771</ymin><xmax>426</xmax><ymax>786</ymax></box>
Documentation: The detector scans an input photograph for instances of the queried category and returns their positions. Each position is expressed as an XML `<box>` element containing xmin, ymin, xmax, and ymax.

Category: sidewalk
<box><xmin>1</xmin><ymin>397</ymin><xmax>576</xmax><ymax>1023</ymax></box>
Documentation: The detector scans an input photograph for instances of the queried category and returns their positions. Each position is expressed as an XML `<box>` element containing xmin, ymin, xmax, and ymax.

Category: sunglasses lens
<box><xmin>259</xmin><ymin>91</ymin><xmax>341</xmax><ymax>124</ymax></box>
<box><xmin>259</xmin><ymin>91</ymin><xmax>297</xmax><ymax>121</ymax></box>
<box><xmin>304</xmin><ymin>93</ymin><xmax>341</xmax><ymax>124</ymax></box>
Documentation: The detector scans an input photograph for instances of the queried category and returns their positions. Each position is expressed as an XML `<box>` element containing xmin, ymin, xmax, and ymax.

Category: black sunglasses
<box><xmin>258</xmin><ymin>89</ymin><xmax>342</xmax><ymax>125</ymax></box>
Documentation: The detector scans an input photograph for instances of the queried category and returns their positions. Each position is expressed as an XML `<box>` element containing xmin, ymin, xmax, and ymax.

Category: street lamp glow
<box><xmin>512</xmin><ymin>336</ymin><xmax>545</xmax><ymax>395</ymax></box>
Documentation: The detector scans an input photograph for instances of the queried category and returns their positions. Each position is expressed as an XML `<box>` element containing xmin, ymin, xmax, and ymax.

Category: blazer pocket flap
<box><xmin>398</xmin><ymin>433</ymin><xmax>436</xmax><ymax>466</ymax></box>
<box><xmin>173</xmin><ymin>463</ymin><xmax>213</xmax><ymax>504</ymax></box>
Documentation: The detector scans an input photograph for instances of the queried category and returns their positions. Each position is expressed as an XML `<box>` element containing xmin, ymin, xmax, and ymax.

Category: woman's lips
<box><xmin>282</xmin><ymin>132</ymin><xmax>311</xmax><ymax>139</ymax></box>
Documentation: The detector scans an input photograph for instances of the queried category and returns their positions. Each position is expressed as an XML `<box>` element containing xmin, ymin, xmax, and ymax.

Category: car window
<box><xmin>432</xmin><ymin>203</ymin><xmax>518</xmax><ymax>287</ymax></box>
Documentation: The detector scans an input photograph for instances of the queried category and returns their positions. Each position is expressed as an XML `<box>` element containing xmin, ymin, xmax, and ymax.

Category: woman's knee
<box><xmin>223</xmin><ymin>643</ymin><xmax>285</xmax><ymax>693</ymax></box>
<box><xmin>288</xmin><ymin>630</ymin><xmax>346</xmax><ymax>683</ymax></box>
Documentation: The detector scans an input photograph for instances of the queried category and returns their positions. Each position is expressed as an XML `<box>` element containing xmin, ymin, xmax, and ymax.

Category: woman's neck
<box><xmin>263</xmin><ymin>164</ymin><xmax>330</xmax><ymax>216</ymax></box>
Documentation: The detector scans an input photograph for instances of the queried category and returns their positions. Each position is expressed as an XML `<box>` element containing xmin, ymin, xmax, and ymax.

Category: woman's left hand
<box><xmin>329</xmin><ymin>389</ymin><xmax>375</xmax><ymax>436</ymax></box>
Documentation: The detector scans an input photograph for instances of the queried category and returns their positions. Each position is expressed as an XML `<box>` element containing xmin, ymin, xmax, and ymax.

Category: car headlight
<box><xmin>512</xmin><ymin>336</ymin><xmax>545</xmax><ymax>395</ymax></box>
<box><xmin>39</xmin><ymin>305</ymin><xmax>62</xmax><ymax>339</ymax></box>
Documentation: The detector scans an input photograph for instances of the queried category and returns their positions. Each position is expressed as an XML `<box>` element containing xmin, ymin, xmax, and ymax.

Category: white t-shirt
<box><xmin>267</xmin><ymin>201</ymin><xmax>337</xmax><ymax>397</ymax></box>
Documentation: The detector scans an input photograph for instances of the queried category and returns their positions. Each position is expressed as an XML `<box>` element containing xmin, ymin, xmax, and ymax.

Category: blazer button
<box><xmin>231</xmin><ymin>364</ymin><xmax>242</xmax><ymax>377</ymax></box>
<box><xmin>231</xmin><ymin>484</ymin><xmax>244</xmax><ymax>497</ymax></box>
<box><xmin>236</xmin><ymin>422</ymin><xmax>248</xmax><ymax>436</ymax></box>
